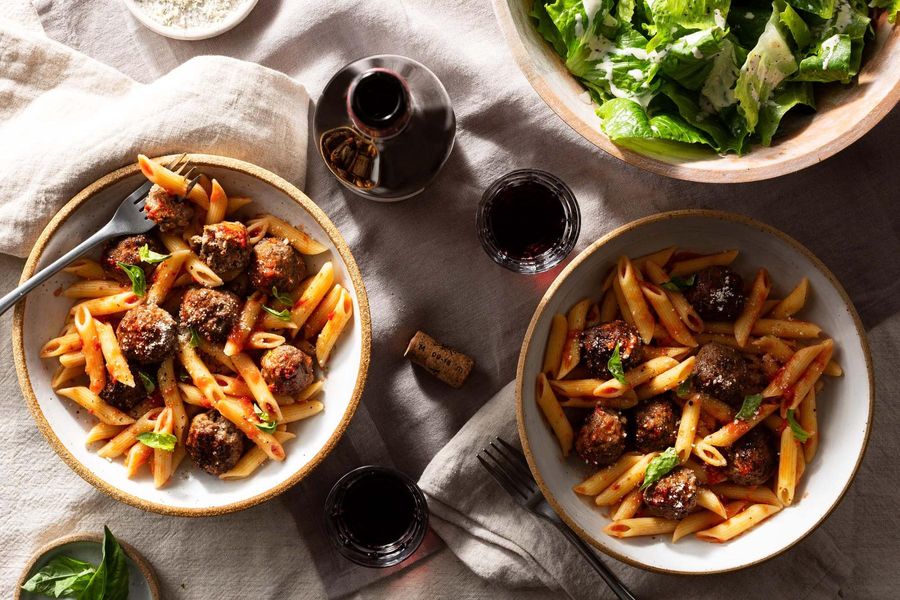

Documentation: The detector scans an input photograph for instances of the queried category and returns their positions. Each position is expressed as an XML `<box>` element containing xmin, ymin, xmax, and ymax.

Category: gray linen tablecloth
<box><xmin>2</xmin><ymin>0</ymin><xmax>899</xmax><ymax>598</ymax></box>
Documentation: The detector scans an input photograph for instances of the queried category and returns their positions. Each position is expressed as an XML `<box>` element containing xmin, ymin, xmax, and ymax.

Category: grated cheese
<box><xmin>134</xmin><ymin>0</ymin><xmax>250</xmax><ymax>29</ymax></box>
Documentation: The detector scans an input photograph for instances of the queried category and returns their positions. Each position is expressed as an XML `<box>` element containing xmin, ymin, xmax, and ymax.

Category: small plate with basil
<box><xmin>16</xmin><ymin>528</ymin><xmax>160</xmax><ymax>600</ymax></box>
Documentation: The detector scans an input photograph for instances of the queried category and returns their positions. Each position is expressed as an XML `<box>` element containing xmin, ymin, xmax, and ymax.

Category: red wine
<box><xmin>341</xmin><ymin>470</ymin><xmax>416</xmax><ymax>546</ymax></box>
<box><xmin>486</xmin><ymin>180</ymin><xmax>566</xmax><ymax>259</ymax></box>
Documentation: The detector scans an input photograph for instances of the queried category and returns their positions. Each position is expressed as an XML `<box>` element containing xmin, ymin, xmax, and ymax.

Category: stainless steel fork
<box><xmin>0</xmin><ymin>155</ymin><xmax>195</xmax><ymax>316</ymax></box>
<box><xmin>477</xmin><ymin>437</ymin><xmax>637</xmax><ymax>600</ymax></box>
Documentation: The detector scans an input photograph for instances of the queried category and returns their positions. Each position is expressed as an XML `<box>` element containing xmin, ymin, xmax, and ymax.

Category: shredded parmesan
<box><xmin>134</xmin><ymin>0</ymin><xmax>250</xmax><ymax>29</ymax></box>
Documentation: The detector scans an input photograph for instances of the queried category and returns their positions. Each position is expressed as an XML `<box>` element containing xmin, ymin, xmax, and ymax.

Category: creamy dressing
<box><xmin>582</xmin><ymin>0</ymin><xmax>605</xmax><ymax>28</ymax></box>
<box><xmin>820</xmin><ymin>35</ymin><xmax>841</xmax><ymax>70</ymax></box>
<box><xmin>701</xmin><ymin>40</ymin><xmax>740</xmax><ymax>110</ymax></box>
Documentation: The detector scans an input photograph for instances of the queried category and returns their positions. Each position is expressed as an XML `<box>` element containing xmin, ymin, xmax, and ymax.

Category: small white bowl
<box><xmin>123</xmin><ymin>0</ymin><xmax>259</xmax><ymax>41</ymax></box>
<box><xmin>516</xmin><ymin>210</ymin><xmax>873</xmax><ymax>573</ymax></box>
<box><xmin>13</xmin><ymin>154</ymin><xmax>371</xmax><ymax>517</ymax></box>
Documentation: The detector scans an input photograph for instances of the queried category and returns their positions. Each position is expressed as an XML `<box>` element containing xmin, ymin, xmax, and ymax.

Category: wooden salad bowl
<box><xmin>493</xmin><ymin>0</ymin><xmax>900</xmax><ymax>182</ymax></box>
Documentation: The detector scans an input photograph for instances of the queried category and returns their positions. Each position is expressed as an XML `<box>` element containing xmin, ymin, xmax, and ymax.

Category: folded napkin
<box><xmin>0</xmin><ymin>18</ymin><xmax>309</xmax><ymax>258</ymax></box>
<box><xmin>419</xmin><ymin>382</ymin><xmax>852</xmax><ymax>600</ymax></box>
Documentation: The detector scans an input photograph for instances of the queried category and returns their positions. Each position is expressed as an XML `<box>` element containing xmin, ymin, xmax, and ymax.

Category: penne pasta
<box><xmin>177</xmin><ymin>336</ymin><xmax>226</xmax><ymax>407</ymax></box>
<box><xmin>675</xmin><ymin>393</ymin><xmax>702</xmax><ymax>463</ymax></box>
<box><xmin>776</xmin><ymin>427</ymin><xmax>799</xmax><ymax>506</ymax></box>
<box><xmin>40</xmin><ymin>333</ymin><xmax>83</xmax><ymax>358</ymax></box>
<box><xmin>618</xmin><ymin>256</ymin><xmax>654</xmax><ymax>343</ymax></box>
<box><xmin>72</xmin><ymin>306</ymin><xmax>105</xmax><ymax>394</ymax></box>
<box><xmin>733</xmin><ymin>269</ymin><xmax>771</xmax><ymax>347</ymax></box>
<box><xmin>557</xmin><ymin>298</ymin><xmax>591</xmax><ymax>379</ymax></box>
<box><xmin>695</xmin><ymin>503</ymin><xmax>781</xmax><ymax>543</ymax></box>
<box><xmin>125</xmin><ymin>441</ymin><xmax>153</xmax><ymax>479</ymax></box>
<box><xmin>635</xmin><ymin>356</ymin><xmax>695</xmax><ymax>401</ymax></box>
<box><xmin>70</xmin><ymin>292</ymin><xmax>141</xmax><ymax>318</ymax></box>
<box><xmin>227</xmin><ymin>196</ymin><xmax>253</xmax><ymax>215</ymax></box>
<box><xmin>158</xmin><ymin>358</ymin><xmax>188</xmax><ymax>441</ymax></box>
<box><xmin>595</xmin><ymin>452</ymin><xmax>657</xmax><ymax>506</ymax></box>
<box><xmin>641</xmin><ymin>346</ymin><xmax>692</xmax><ymax>360</ymax></box>
<box><xmin>598</xmin><ymin>288</ymin><xmax>618</xmax><ymax>322</ymax></box>
<box><xmin>224</xmin><ymin>291</ymin><xmax>265</xmax><ymax>356</ymax></box>
<box><xmin>63</xmin><ymin>258</ymin><xmax>106</xmax><ymax>279</ymax></box>
<box><xmin>196</xmin><ymin>339</ymin><xmax>235</xmax><ymax>372</ymax></box>
<box><xmin>52</xmin><ymin>364</ymin><xmax>84</xmax><ymax>389</ymax></box>
<box><xmin>301</xmin><ymin>284</ymin><xmax>343</xmax><ymax>339</ymax></box>
<box><xmin>205</xmin><ymin>179</ymin><xmax>228</xmax><ymax>225</ymax></box>
<box><xmin>252</xmin><ymin>214</ymin><xmax>328</xmax><ymax>255</ymax></box>
<box><xmin>799</xmin><ymin>388</ymin><xmax>818</xmax><ymax>462</ymax></box>
<box><xmin>612</xmin><ymin>275</ymin><xmax>636</xmax><ymax>326</ymax></box>
<box><xmin>542</xmin><ymin>313</ymin><xmax>568</xmax><ymax>376</ymax></box>
<box><xmin>97</xmin><ymin>408</ymin><xmax>162</xmax><ymax>458</ymax></box>
<box><xmin>710</xmin><ymin>483</ymin><xmax>782</xmax><ymax>507</ymax></box>
<box><xmin>669</xmin><ymin>250</ymin><xmax>739</xmax><ymax>278</ymax></box>
<box><xmin>220</xmin><ymin>431</ymin><xmax>295</xmax><ymax>480</ymax></box>
<box><xmin>246</xmin><ymin>331</ymin><xmax>285</xmax><ymax>350</ymax></box>
<box><xmin>289</xmin><ymin>262</ymin><xmax>335</xmax><ymax>329</ymax></box>
<box><xmin>573</xmin><ymin>453</ymin><xmax>642</xmax><ymax>496</ymax></box>
<box><xmin>763</xmin><ymin>341</ymin><xmax>828</xmax><ymax>399</ymax></box>
<box><xmin>704</xmin><ymin>319</ymin><xmax>821</xmax><ymax>339</ymax></box>
<box><xmin>146</xmin><ymin>249</ymin><xmax>190</xmax><ymax>305</ymax></box>
<box><xmin>768</xmin><ymin>278</ymin><xmax>809</xmax><ymax>319</ymax></box>
<box><xmin>230</xmin><ymin>352</ymin><xmax>282</xmax><ymax>421</ymax></box>
<box><xmin>640</xmin><ymin>281</ymin><xmax>697</xmax><ymax>347</ymax></box>
<box><xmin>605</xmin><ymin>517</ymin><xmax>679</xmax><ymax>538</ymax></box>
<box><xmin>697</xmin><ymin>487</ymin><xmax>727</xmax><ymax>518</ymax></box>
<box><xmin>57</xmin><ymin>387</ymin><xmax>134</xmax><ymax>426</ymax></box>
<box><xmin>159</xmin><ymin>232</ymin><xmax>223</xmax><ymax>288</ymax></box>
<box><xmin>62</xmin><ymin>280</ymin><xmax>130</xmax><ymax>299</ymax></box>
<box><xmin>315</xmin><ymin>287</ymin><xmax>353</xmax><ymax>367</ymax></box>
<box><xmin>644</xmin><ymin>261</ymin><xmax>704</xmax><ymax>333</ymax></box>
<box><xmin>216</xmin><ymin>397</ymin><xmax>285</xmax><ymax>461</ymax></box>
<box><xmin>280</xmin><ymin>400</ymin><xmax>325</xmax><ymax>423</ymax></box>
<box><xmin>85</xmin><ymin>422</ymin><xmax>126</xmax><ymax>444</ymax></box>
<box><xmin>95</xmin><ymin>320</ymin><xmax>135</xmax><ymax>387</ymax></box>
<box><xmin>138</xmin><ymin>154</ymin><xmax>210</xmax><ymax>208</ymax></box>
<box><xmin>611</xmin><ymin>489</ymin><xmax>643</xmax><ymax>521</ymax></box>
<box><xmin>782</xmin><ymin>340</ymin><xmax>833</xmax><ymax>413</ymax></box>
<box><xmin>633</xmin><ymin>246</ymin><xmax>676</xmax><ymax>271</ymax></box>
<box><xmin>152</xmin><ymin>407</ymin><xmax>175</xmax><ymax>488</ymax></box>
<box><xmin>536</xmin><ymin>373</ymin><xmax>574</xmax><ymax>457</ymax></box>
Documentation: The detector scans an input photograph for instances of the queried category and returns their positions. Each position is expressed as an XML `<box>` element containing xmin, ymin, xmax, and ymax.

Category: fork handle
<box><xmin>553</xmin><ymin>522</ymin><xmax>637</xmax><ymax>600</ymax></box>
<box><xmin>0</xmin><ymin>225</ymin><xmax>116</xmax><ymax>317</ymax></box>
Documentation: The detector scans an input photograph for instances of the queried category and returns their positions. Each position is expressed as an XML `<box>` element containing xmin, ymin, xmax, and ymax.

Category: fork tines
<box><xmin>477</xmin><ymin>437</ymin><xmax>538</xmax><ymax>501</ymax></box>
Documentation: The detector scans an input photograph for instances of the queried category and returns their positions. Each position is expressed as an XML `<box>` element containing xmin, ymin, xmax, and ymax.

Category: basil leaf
<box><xmin>254</xmin><ymin>404</ymin><xmax>277</xmax><ymax>433</ymax></box>
<box><xmin>21</xmin><ymin>555</ymin><xmax>96</xmax><ymax>597</ymax></box>
<box><xmin>136</xmin><ymin>432</ymin><xmax>177</xmax><ymax>452</ymax></box>
<box><xmin>262</xmin><ymin>305</ymin><xmax>292</xmax><ymax>322</ymax></box>
<box><xmin>189</xmin><ymin>327</ymin><xmax>200</xmax><ymax>347</ymax></box>
<box><xmin>138</xmin><ymin>371</ymin><xmax>156</xmax><ymax>395</ymax></box>
<box><xmin>641</xmin><ymin>447</ymin><xmax>680</xmax><ymax>491</ymax></box>
<box><xmin>82</xmin><ymin>526</ymin><xmax>129</xmax><ymax>600</ymax></box>
<box><xmin>607</xmin><ymin>343</ymin><xmax>627</xmax><ymax>385</ymax></box>
<box><xmin>676</xmin><ymin>376</ymin><xmax>692</xmax><ymax>399</ymax></box>
<box><xmin>138</xmin><ymin>243</ymin><xmax>170</xmax><ymax>264</ymax></box>
<box><xmin>271</xmin><ymin>286</ymin><xmax>293</xmax><ymax>306</ymax></box>
<box><xmin>116</xmin><ymin>262</ymin><xmax>146</xmax><ymax>297</ymax></box>
<box><xmin>735</xmin><ymin>394</ymin><xmax>764</xmax><ymax>420</ymax></box>
<box><xmin>786</xmin><ymin>409</ymin><xmax>811</xmax><ymax>442</ymax></box>
<box><xmin>660</xmin><ymin>274</ymin><xmax>696</xmax><ymax>292</ymax></box>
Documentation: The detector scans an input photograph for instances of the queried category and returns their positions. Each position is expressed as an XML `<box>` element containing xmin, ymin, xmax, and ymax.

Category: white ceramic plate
<box><xmin>123</xmin><ymin>0</ymin><xmax>259</xmax><ymax>41</ymax></box>
<box><xmin>13</xmin><ymin>154</ymin><xmax>370</xmax><ymax>516</ymax></box>
<box><xmin>516</xmin><ymin>210</ymin><xmax>873</xmax><ymax>573</ymax></box>
<box><xmin>16</xmin><ymin>534</ymin><xmax>160</xmax><ymax>600</ymax></box>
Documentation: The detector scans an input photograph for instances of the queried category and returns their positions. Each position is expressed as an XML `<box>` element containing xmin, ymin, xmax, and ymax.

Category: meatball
<box><xmin>694</xmin><ymin>343</ymin><xmax>767</xmax><ymax>406</ymax></box>
<box><xmin>632</xmin><ymin>398</ymin><xmax>677</xmax><ymax>453</ymax></box>
<box><xmin>144</xmin><ymin>184</ymin><xmax>194</xmax><ymax>232</ymax></box>
<box><xmin>643</xmin><ymin>467</ymin><xmax>699</xmax><ymax>520</ymax></box>
<box><xmin>179</xmin><ymin>287</ymin><xmax>241</xmax><ymax>342</ymax></box>
<box><xmin>575</xmin><ymin>407</ymin><xmax>627</xmax><ymax>466</ymax></box>
<box><xmin>581</xmin><ymin>320</ymin><xmax>643</xmax><ymax>379</ymax></box>
<box><xmin>101</xmin><ymin>234</ymin><xmax>164</xmax><ymax>284</ymax></box>
<box><xmin>116</xmin><ymin>305</ymin><xmax>177</xmax><ymax>364</ymax></box>
<box><xmin>99</xmin><ymin>370</ymin><xmax>148</xmax><ymax>413</ymax></box>
<box><xmin>190</xmin><ymin>221</ymin><xmax>251</xmax><ymax>275</ymax></box>
<box><xmin>260</xmin><ymin>345</ymin><xmax>315</xmax><ymax>395</ymax></box>
<box><xmin>684</xmin><ymin>266</ymin><xmax>745</xmax><ymax>320</ymax></box>
<box><xmin>185</xmin><ymin>410</ymin><xmax>246</xmax><ymax>476</ymax></box>
<box><xmin>248</xmin><ymin>238</ymin><xmax>306</xmax><ymax>293</ymax></box>
<box><xmin>725</xmin><ymin>427</ymin><xmax>776</xmax><ymax>486</ymax></box>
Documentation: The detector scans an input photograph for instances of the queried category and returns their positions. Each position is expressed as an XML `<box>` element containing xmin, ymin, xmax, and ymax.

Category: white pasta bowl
<box><xmin>13</xmin><ymin>154</ymin><xmax>370</xmax><ymax>516</ymax></box>
<box><xmin>515</xmin><ymin>210</ymin><xmax>873</xmax><ymax>573</ymax></box>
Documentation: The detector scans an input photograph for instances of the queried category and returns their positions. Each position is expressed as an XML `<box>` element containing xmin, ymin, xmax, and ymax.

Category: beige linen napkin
<box><xmin>0</xmin><ymin>18</ymin><xmax>309</xmax><ymax>258</ymax></box>
<box><xmin>419</xmin><ymin>382</ymin><xmax>853</xmax><ymax>599</ymax></box>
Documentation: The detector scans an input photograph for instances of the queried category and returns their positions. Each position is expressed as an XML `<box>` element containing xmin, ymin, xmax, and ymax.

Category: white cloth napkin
<box><xmin>419</xmin><ymin>382</ymin><xmax>860</xmax><ymax>600</ymax></box>
<box><xmin>0</xmin><ymin>17</ymin><xmax>309</xmax><ymax>258</ymax></box>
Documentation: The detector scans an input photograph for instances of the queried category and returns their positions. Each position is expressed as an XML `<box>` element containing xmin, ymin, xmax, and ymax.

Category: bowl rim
<box><xmin>15</xmin><ymin>532</ymin><xmax>161</xmax><ymax>600</ymax></box>
<box><xmin>491</xmin><ymin>0</ymin><xmax>900</xmax><ymax>183</ymax></box>
<box><xmin>12</xmin><ymin>153</ymin><xmax>372</xmax><ymax>517</ymax></box>
<box><xmin>514</xmin><ymin>209</ymin><xmax>874</xmax><ymax>574</ymax></box>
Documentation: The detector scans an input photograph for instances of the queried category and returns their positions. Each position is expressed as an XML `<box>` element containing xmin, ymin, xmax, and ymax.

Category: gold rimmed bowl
<box><xmin>13</xmin><ymin>154</ymin><xmax>371</xmax><ymax>517</ymax></box>
<box><xmin>515</xmin><ymin>210</ymin><xmax>873</xmax><ymax>573</ymax></box>
<box><xmin>493</xmin><ymin>0</ymin><xmax>900</xmax><ymax>182</ymax></box>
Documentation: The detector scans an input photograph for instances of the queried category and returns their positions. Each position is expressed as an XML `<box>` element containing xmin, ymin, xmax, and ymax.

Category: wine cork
<box><xmin>404</xmin><ymin>331</ymin><xmax>474</xmax><ymax>388</ymax></box>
